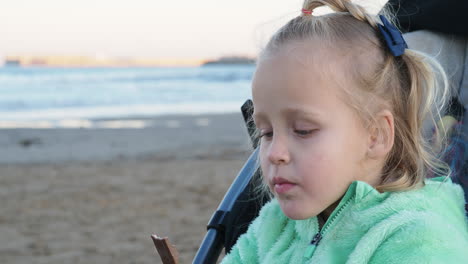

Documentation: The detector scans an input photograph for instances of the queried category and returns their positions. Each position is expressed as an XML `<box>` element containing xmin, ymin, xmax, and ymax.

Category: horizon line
<box><xmin>2</xmin><ymin>54</ymin><xmax>257</xmax><ymax>67</ymax></box>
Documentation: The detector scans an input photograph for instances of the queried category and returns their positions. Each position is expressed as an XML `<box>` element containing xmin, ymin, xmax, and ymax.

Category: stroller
<box><xmin>154</xmin><ymin>98</ymin><xmax>468</xmax><ymax>264</ymax></box>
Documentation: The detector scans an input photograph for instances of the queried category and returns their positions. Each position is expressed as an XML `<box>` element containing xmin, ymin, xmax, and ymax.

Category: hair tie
<box><xmin>301</xmin><ymin>8</ymin><xmax>313</xmax><ymax>15</ymax></box>
<box><xmin>377</xmin><ymin>15</ymin><xmax>408</xmax><ymax>57</ymax></box>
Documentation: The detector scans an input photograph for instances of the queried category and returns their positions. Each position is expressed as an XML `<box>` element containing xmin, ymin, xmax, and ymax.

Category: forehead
<box><xmin>252</xmin><ymin>42</ymin><xmax>350</xmax><ymax>120</ymax></box>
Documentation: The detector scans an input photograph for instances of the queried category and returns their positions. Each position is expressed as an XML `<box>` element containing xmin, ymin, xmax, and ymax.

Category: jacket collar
<box><xmin>294</xmin><ymin>180</ymin><xmax>385</xmax><ymax>241</ymax></box>
<box><xmin>294</xmin><ymin>176</ymin><xmax>452</xmax><ymax>241</ymax></box>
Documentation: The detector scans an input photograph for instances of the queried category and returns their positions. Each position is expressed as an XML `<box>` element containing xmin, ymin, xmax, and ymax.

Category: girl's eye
<box><xmin>294</xmin><ymin>129</ymin><xmax>315</xmax><ymax>136</ymax></box>
<box><xmin>259</xmin><ymin>131</ymin><xmax>273</xmax><ymax>138</ymax></box>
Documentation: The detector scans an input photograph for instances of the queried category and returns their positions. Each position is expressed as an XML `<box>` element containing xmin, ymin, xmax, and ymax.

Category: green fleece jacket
<box><xmin>221</xmin><ymin>177</ymin><xmax>468</xmax><ymax>263</ymax></box>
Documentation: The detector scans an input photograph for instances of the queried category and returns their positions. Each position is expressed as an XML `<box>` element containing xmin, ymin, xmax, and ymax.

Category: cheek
<box><xmin>297</xmin><ymin>148</ymin><xmax>351</xmax><ymax>203</ymax></box>
<box><xmin>298</xmin><ymin>133</ymin><xmax>336</xmax><ymax>163</ymax></box>
<box><xmin>295</xmin><ymin>143</ymin><xmax>330</xmax><ymax>178</ymax></box>
<box><xmin>299</xmin><ymin>131</ymin><xmax>367</xmax><ymax>190</ymax></box>
<box><xmin>258</xmin><ymin>143</ymin><xmax>272</xmax><ymax>177</ymax></box>
<box><xmin>259</xmin><ymin>142</ymin><xmax>268</xmax><ymax>164</ymax></box>
<box><xmin>297</xmin><ymin>152</ymin><xmax>329</xmax><ymax>178</ymax></box>
<box><xmin>297</xmin><ymin>134</ymin><xmax>352</xmax><ymax>179</ymax></box>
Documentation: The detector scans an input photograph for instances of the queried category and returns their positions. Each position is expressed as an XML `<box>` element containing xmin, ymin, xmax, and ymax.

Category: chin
<box><xmin>278</xmin><ymin>199</ymin><xmax>318</xmax><ymax>220</ymax></box>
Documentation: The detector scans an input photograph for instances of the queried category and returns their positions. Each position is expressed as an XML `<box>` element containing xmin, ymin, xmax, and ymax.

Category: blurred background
<box><xmin>0</xmin><ymin>1</ymin><xmax>386</xmax><ymax>263</ymax></box>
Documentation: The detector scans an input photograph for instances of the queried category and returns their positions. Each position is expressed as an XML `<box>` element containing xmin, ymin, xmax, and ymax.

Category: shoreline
<box><xmin>0</xmin><ymin>112</ymin><xmax>253</xmax><ymax>164</ymax></box>
<box><xmin>0</xmin><ymin>110</ymin><xmax>246</xmax><ymax>129</ymax></box>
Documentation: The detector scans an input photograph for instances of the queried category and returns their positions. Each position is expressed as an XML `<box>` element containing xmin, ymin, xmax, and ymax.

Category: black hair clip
<box><xmin>377</xmin><ymin>15</ymin><xmax>408</xmax><ymax>57</ymax></box>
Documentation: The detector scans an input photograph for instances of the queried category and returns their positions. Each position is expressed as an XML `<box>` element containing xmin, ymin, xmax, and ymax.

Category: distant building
<box><xmin>4</xmin><ymin>59</ymin><xmax>21</xmax><ymax>67</ymax></box>
<box><xmin>203</xmin><ymin>56</ymin><xmax>255</xmax><ymax>66</ymax></box>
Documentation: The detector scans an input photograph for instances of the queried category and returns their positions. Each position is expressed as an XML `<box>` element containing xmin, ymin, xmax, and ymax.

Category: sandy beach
<box><xmin>0</xmin><ymin>113</ymin><xmax>254</xmax><ymax>264</ymax></box>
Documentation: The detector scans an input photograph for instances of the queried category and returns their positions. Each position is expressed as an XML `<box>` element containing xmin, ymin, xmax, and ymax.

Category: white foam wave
<box><xmin>0</xmin><ymin>102</ymin><xmax>244</xmax><ymax>121</ymax></box>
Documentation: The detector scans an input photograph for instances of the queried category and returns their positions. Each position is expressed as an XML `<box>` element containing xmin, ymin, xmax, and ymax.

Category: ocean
<box><xmin>0</xmin><ymin>65</ymin><xmax>255</xmax><ymax>125</ymax></box>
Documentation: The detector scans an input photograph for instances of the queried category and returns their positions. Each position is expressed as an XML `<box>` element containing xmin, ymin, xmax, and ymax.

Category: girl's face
<box><xmin>252</xmin><ymin>44</ymin><xmax>372</xmax><ymax>220</ymax></box>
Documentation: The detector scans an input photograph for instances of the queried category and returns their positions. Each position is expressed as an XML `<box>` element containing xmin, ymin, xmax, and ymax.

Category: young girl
<box><xmin>221</xmin><ymin>0</ymin><xmax>468</xmax><ymax>263</ymax></box>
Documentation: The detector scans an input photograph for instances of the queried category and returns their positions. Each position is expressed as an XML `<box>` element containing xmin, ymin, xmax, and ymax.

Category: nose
<box><xmin>267</xmin><ymin>135</ymin><xmax>291</xmax><ymax>165</ymax></box>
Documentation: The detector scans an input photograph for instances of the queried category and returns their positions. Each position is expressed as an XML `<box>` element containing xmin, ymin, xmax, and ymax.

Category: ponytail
<box><xmin>302</xmin><ymin>0</ymin><xmax>378</xmax><ymax>27</ymax></box>
<box><xmin>377</xmin><ymin>49</ymin><xmax>450</xmax><ymax>191</ymax></box>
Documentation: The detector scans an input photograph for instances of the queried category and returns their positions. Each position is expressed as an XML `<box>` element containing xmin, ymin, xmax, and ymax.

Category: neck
<box><xmin>320</xmin><ymin>166</ymin><xmax>384</xmax><ymax>223</ymax></box>
<box><xmin>320</xmin><ymin>199</ymin><xmax>341</xmax><ymax>223</ymax></box>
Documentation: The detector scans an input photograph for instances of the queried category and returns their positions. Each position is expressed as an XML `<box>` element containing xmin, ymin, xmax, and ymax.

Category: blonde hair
<box><xmin>255</xmin><ymin>0</ymin><xmax>451</xmax><ymax>193</ymax></box>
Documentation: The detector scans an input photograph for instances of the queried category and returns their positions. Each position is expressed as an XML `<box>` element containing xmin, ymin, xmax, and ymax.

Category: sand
<box><xmin>0</xmin><ymin>113</ymin><xmax>254</xmax><ymax>264</ymax></box>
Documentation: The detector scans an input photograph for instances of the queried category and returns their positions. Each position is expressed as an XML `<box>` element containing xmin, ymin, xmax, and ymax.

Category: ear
<box><xmin>367</xmin><ymin>110</ymin><xmax>394</xmax><ymax>159</ymax></box>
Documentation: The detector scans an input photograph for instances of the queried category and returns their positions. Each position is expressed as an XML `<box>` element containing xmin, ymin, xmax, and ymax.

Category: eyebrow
<box><xmin>253</xmin><ymin>107</ymin><xmax>322</xmax><ymax>122</ymax></box>
<box><xmin>282</xmin><ymin>107</ymin><xmax>322</xmax><ymax>117</ymax></box>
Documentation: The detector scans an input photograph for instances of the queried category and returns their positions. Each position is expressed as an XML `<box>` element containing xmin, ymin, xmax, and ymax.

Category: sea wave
<box><xmin>0</xmin><ymin>102</ymin><xmax>244</xmax><ymax>121</ymax></box>
<box><xmin>0</xmin><ymin>65</ymin><xmax>254</xmax><ymax>120</ymax></box>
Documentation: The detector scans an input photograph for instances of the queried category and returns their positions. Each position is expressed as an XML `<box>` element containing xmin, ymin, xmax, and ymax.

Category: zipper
<box><xmin>303</xmin><ymin>232</ymin><xmax>322</xmax><ymax>259</ymax></box>
<box><xmin>303</xmin><ymin>194</ymin><xmax>355</xmax><ymax>259</ymax></box>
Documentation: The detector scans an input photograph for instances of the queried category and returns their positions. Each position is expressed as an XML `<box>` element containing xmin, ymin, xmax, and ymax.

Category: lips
<box><xmin>272</xmin><ymin>177</ymin><xmax>297</xmax><ymax>194</ymax></box>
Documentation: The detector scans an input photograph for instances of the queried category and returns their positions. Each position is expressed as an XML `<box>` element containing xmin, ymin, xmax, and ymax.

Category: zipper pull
<box><xmin>303</xmin><ymin>232</ymin><xmax>322</xmax><ymax>258</ymax></box>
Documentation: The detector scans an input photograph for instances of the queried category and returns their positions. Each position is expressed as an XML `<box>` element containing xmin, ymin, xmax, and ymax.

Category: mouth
<box><xmin>272</xmin><ymin>177</ymin><xmax>297</xmax><ymax>194</ymax></box>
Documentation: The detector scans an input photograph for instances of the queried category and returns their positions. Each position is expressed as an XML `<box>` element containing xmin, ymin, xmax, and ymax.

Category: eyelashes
<box><xmin>259</xmin><ymin>131</ymin><xmax>273</xmax><ymax>138</ymax></box>
<box><xmin>259</xmin><ymin>129</ymin><xmax>316</xmax><ymax>139</ymax></box>
<box><xmin>295</xmin><ymin>129</ymin><xmax>315</xmax><ymax>136</ymax></box>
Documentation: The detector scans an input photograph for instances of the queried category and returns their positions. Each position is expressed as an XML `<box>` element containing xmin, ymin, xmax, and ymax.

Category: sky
<box><xmin>0</xmin><ymin>0</ymin><xmax>388</xmax><ymax>60</ymax></box>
